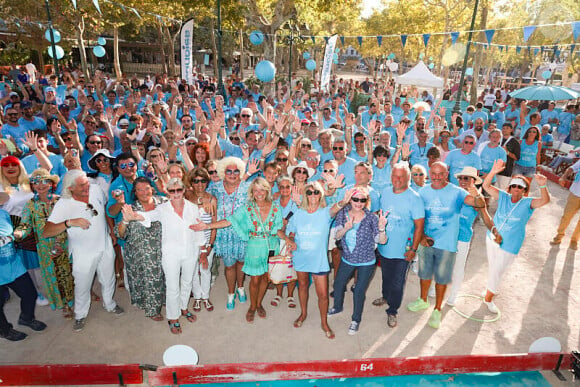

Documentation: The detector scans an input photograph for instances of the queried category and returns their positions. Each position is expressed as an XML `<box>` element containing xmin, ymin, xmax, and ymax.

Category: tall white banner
<box><xmin>180</xmin><ymin>19</ymin><xmax>195</xmax><ymax>85</ymax></box>
<box><xmin>321</xmin><ymin>34</ymin><xmax>338</xmax><ymax>92</ymax></box>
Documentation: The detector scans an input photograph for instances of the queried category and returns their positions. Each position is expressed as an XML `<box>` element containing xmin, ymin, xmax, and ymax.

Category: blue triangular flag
<box><xmin>324</xmin><ymin>36</ymin><xmax>329</xmax><ymax>44</ymax></box>
<box><xmin>131</xmin><ymin>8</ymin><xmax>141</xmax><ymax>18</ymax></box>
<box><xmin>423</xmin><ymin>33</ymin><xmax>430</xmax><ymax>47</ymax></box>
<box><xmin>527</xmin><ymin>46</ymin><xmax>531</xmax><ymax>54</ymax></box>
<box><xmin>499</xmin><ymin>46</ymin><xmax>503</xmax><ymax>52</ymax></box>
<box><xmin>450</xmin><ymin>31</ymin><xmax>459</xmax><ymax>45</ymax></box>
<box><xmin>118</xmin><ymin>4</ymin><xmax>126</xmax><ymax>13</ymax></box>
<box><xmin>570</xmin><ymin>44</ymin><xmax>575</xmax><ymax>55</ymax></box>
<box><xmin>574</xmin><ymin>21</ymin><xmax>580</xmax><ymax>41</ymax></box>
<box><xmin>340</xmin><ymin>36</ymin><xmax>345</xmax><ymax>46</ymax></box>
<box><xmin>377</xmin><ymin>36</ymin><xmax>382</xmax><ymax>47</ymax></box>
<box><xmin>540</xmin><ymin>46</ymin><xmax>545</xmax><ymax>54</ymax></box>
<box><xmin>533</xmin><ymin>48</ymin><xmax>539</xmax><ymax>56</ymax></box>
<box><xmin>523</xmin><ymin>26</ymin><xmax>536</xmax><ymax>42</ymax></box>
<box><xmin>505</xmin><ymin>45</ymin><xmax>509</xmax><ymax>52</ymax></box>
<box><xmin>92</xmin><ymin>0</ymin><xmax>102</xmax><ymax>14</ymax></box>
<box><xmin>401</xmin><ymin>34</ymin><xmax>407</xmax><ymax>48</ymax></box>
<box><xmin>70</xmin><ymin>0</ymin><xmax>77</xmax><ymax>9</ymax></box>
<box><xmin>516</xmin><ymin>46</ymin><xmax>521</xmax><ymax>54</ymax></box>
<box><xmin>311</xmin><ymin>36</ymin><xmax>315</xmax><ymax>44</ymax></box>
<box><xmin>485</xmin><ymin>29</ymin><xmax>495</xmax><ymax>45</ymax></box>
<box><xmin>357</xmin><ymin>36</ymin><xmax>362</xmax><ymax>46</ymax></box>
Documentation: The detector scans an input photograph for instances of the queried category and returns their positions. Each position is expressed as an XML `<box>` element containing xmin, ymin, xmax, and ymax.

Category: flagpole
<box><xmin>453</xmin><ymin>0</ymin><xmax>479</xmax><ymax>114</ymax></box>
<box><xmin>44</xmin><ymin>0</ymin><xmax>60</xmax><ymax>83</ymax></box>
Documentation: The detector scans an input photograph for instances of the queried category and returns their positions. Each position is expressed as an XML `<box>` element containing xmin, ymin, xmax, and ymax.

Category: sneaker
<box><xmin>428</xmin><ymin>284</ymin><xmax>436</xmax><ymax>298</ymax></box>
<box><xmin>110</xmin><ymin>305</ymin><xmax>124</xmax><ymax>315</ymax></box>
<box><xmin>549</xmin><ymin>237</ymin><xmax>562</xmax><ymax>246</ymax></box>
<box><xmin>372</xmin><ymin>297</ymin><xmax>387</xmax><ymax>307</ymax></box>
<box><xmin>407</xmin><ymin>297</ymin><xmax>430</xmax><ymax>312</ymax></box>
<box><xmin>428</xmin><ymin>309</ymin><xmax>441</xmax><ymax>329</ymax></box>
<box><xmin>347</xmin><ymin>321</ymin><xmax>359</xmax><ymax>335</ymax></box>
<box><xmin>0</xmin><ymin>328</ymin><xmax>27</xmax><ymax>341</ymax></box>
<box><xmin>446</xmin><ymin>298</ymin><xmax>456</xmax><ymax>307</ymax></box>
<box><xmin>327</xmin><ymin>307</ymin><xmax>342</xmax><ymax>316</ymax></box>
<box><xmin>73</xmin><ymin>318</ymin><xmax>86</xmax><ymax>332</ymax></box>
<box><xmin>387</xmin><ymin>314</ymin><xmax>397</xmax><ymax>328</ymax></box>
<box><xmin>236</xmin><ymin>288</ymin><xmax>247</xmax><ymax>303</ymax></box>
<box><xmin>570</xmin><ymin>241</ymin><xmax>578</xmax><ymax>251</ymax></box>
<box><xmin>226</xmin><ymin>294</ymin><xmax>235</xmax><ymax>311</ymax></box>
<box><xmin>18</xmin><ymin>318</ymin><xmax>47</xmax><ymax>331</ymax></box>
<box><xmin>36</xmin><ymin>295</ymin><xmax>49</xmax><ymax>306</ymax></box>
<box><xmin>484</xmin><ymin>300</ymin><xmax>499</xmax><ymax>314</ymax></box>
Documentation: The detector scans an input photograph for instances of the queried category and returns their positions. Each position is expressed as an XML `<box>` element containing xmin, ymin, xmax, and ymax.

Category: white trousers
<box><xmin>72</xmin><ymin>250</ymin><xmax>117</xmax><ymax>320</ymax></box>
<box><xmin>485</xmin><ymin>235</ymin><xmax>516</xmax><ymax>294</ymax></box>
<box><xmin>447</xmin><ymin>240</ymin><xmax>471</xmax><ymax>303</ymax></box>
<box><xmin>162</xmin><ymin>248</ymin><xmax>199</xmax><ymax>320</ymax></box>
<box><xmin>192</xmin><ymin>250</ymin><xmax>214</xmax><ymax>300</ymax></box>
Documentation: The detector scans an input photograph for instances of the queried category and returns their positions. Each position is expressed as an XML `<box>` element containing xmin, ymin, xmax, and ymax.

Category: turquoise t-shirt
<box><xmin>489</xmin><ymin>190</ymin><xmax>534</xmax><ymax>254</ymax></box>
<box><xmin>516</xmin><ymin>140</ymin><xmax>539</xmax><ymax>168</ymax></box>
<box><xmin>445</xmin><ymin>149</ymin><xmax>482</xmax><ymax>185</ymax></box>
<box><xmin>287</xmin><ymin>207</ymin><xmax>333</xmax><ymax>273</ymax></box>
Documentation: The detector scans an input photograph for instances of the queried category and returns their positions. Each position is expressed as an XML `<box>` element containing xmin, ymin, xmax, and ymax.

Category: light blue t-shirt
<box><xmin>516</xmin><ymin>140</ymin><xmax>539</xmax><ymax>168</ymax></box>
<box><xmin>445</xmin><ymin>149</ymin><xmax>482</xmax><ymax>185</ymax></box>
<box><xmin>371</xmin><ymin>163</ymin><xmax>392</xmax><ymax>193</ymax></box>
<box><xmin>557</xmin><ymin>111</ymin><xmax>574</xmax><ymax>136</ymax></box>
<box><xmin>336</xmin><ymin>157</ymin><xmax>357</xmax><ymax>186</ymax></box>
<box><xmin>458</xmin><ymin>203</ymin><xmax>478</xmax><ymax>243</ymax></box>
<box><xmin>378</xmin><ymin>187</ymin><xmax>425</xmax><ymax>259</ymax></box>
<box><xmin>419</xmin><ymin>183</ymin><xmax>467</xmax><ymax>252</ymax></box>
<box><xmin>489</xmin><ymin>190</ymin><xmax>534</xmax><ymax>254</ymax></box>
<box><xmin>540</xmin><ymin>109</ymin><xmax>559</xmax><ymax>126</ymax></box>
<box><xmin>287</xmin><ymin>207</ymin><xmax>333</xmax><ymax>273</ymax></box>
<box><xmin>478</xmin><ymin>143</ymin><xmax>506</xmax><ymax>182</ymax></box>
<box><xmin>18</xmin><ymin>117</ymin><xmax>46</xmax><ymax>131</ymax></box>
<box><xmin>409</xmin><ymin>142</ymin><xmax>434</xmax><ymax>171</ymax></box>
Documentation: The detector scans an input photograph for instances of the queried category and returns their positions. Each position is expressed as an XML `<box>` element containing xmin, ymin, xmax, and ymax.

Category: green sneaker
<box><xmin>428</xmin><ymin>309</ymin><xmax>441</xmax><ymax>329</ymax></box>
<box><xmin>407</xmin><ymin>297</ymin><xmax>430</xmax><ymax>312</ymax></box>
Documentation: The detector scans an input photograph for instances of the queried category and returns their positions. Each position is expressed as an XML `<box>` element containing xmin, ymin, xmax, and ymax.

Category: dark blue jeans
<box><xmin>0</xmin><ymin>272</ymin><xmax>37</xmax><ymax>335</ymax></box>
<box><xmin>332</xmin><ymin>260</ymin><xmax>375</xmax><ymax>323</ymax></box>
<box><xmin>379</xmin><ymin>255</ymin><xmax>410</xmax><ymax>316</ymax></box>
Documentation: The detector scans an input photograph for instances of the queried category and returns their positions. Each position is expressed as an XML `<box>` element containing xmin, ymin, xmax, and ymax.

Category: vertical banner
<box><xmin>180</xmin><ymin>19</ymin><xmax>195</xmax><ymax>85</ymax></box>
<box><xmin>321</xmin><ymin>34</ymin><xmax>338</xmax><ymax>92</ymax></box>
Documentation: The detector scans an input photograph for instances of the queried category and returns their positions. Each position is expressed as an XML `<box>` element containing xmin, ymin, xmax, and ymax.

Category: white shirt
<box><xmin>140</xmin><ymin>200</ymin><xmax>205</xmax><ymax>260</ymax></box>
<box><xmin>483</xmin><ymin>93</ymin><xmax>496</xmax><ymax>106</ymax></box>
<box><xmin>0</xmin><ymin>186</ymin><xmax>33</xmax><ymax>217</ymax></box>
<box><xmin>48</xmin><ymin>184</ymin><xmax>112</xmax><ymax>260</ymax></box>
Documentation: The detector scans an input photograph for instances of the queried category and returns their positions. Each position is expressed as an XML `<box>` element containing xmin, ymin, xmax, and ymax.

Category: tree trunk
<box><xmin>470</xmin><ymin>1</ymin><xmax>488</xmax><ymax>104</ymax></box>
<box><xmin>210</xmin><ymin>19</ymin><xmax>219</xmax><ymax>78</ymax></box>
<box><xmin>113</xmin><ymin>25</ymin><xmax>122</xmax><ymax>79</ymax></box>
<box><xmin>76</xmin><ymin>16</ymin><xmax>90</xmax><ymax>79</ymax></box>
<box><xmin>157</xmin><ymin>22</ymin><xmax>168</xmax><ymax>74</ymax></box>
<box><xmin>164</xmin><ymin>26</ymin><xmax>177</xmax><ymax>77</ymax></box>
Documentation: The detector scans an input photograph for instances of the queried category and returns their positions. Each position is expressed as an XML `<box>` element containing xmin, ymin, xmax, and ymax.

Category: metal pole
<box><xmin>453</xmin><ymin>0</ymin><xmax>479</xmax><ymax>114</ymax></box>
<box><xmin>44</xmin><ymin>0</ymin><xmax>60</xmax><ymax>83</ymax></box>
<box><xmin>288</xmin><ymin>29</ymin><xmax>293</xmax><ymax>86</ymax></box>
<box><xmin>216</xmin><ymin>0</ymin><xmax>225</xmax><ymax>96</ymax></box>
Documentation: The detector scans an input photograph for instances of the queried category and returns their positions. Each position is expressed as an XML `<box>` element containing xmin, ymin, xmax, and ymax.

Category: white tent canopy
<box><xmin>395</xmin><ymin>61</ymin><xmax>444</xmax><ymax>88</ymax></box>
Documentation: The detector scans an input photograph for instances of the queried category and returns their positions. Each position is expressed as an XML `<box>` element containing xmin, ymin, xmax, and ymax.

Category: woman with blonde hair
<box><xmin>280</xmin><ymin>181</ymin><xmax>352</xmax><ymax>339</ymax></box>
<box><xmin>192</xmin><ymin>178</ymin><xmax>283</xmax><ymax>322</ymax></box>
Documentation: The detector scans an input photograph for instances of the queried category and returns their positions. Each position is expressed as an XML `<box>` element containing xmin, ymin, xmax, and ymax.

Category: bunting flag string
<box><xmin>356</xmin><ymin>36</ymin><xmax>362</xmax><ymax>46</ymax></box>
<box><xmin>339</xmin><ymin>36</ymin><xmax>345</xmax><ymax>46</ymax></box>
<box><xmin>450</xmin><ymin>31</ymin><xmax>459</xmax><ymax>45</ymax></box>
<box><xmin>70</xmin><ymin>0</ymin><xmax>77</xmax><ymax>10</ymax></box>
<box><xmin>92</xmin><ymin>0</ymin><xmax>102</xmax><ymax>15</ymax></box>
<box><xmin>485</xmin><ymin>29</ymin><xmax>495</xmax><ymax>46</ymax></box>
<box><xmin>377</xmin><ymin>35</ymin><xmax>382</xmax><ymax>47</ymax></box>
<box><xmin>400</xmin><ymin>34</ymin><xmax>407</xmax><ymax>48</ymax></box>
<box><xmin>523</xmin><ymin>26</ymin><xmax>536</xmax><ymax>42</ymax></box>
<box><xmin>422</xmin><ymin>33</ymin><xmax>430</xmax><ymax>47</ymax></box>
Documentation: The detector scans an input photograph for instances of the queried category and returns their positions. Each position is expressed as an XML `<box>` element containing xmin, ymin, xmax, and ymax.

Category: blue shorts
<box><xmin>418</xmin><ymin>246</ymin><xmax>456</xmax><ymax>284</ymax></box>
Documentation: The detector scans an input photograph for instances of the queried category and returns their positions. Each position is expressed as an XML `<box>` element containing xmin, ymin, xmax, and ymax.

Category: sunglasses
<box><xmin>464</xmin><ymin>141</ymin><xmax>475</xmax><ymax>145</ymax></box>
<box><xmin>333</xmin><ymin>146</ymin><xmax>344</xmax><ymax>151</ymax></box>
<box><xmin>88</xmin><ymin>140</ymin><xmax>102</xmax><ymax>145</ymax></box>
<box><xmin>355</xmin><ymin>140</ymin><xmax>365</xmax><ymax>144</ymax></box>
<box><xmin>95</xmin><ymin>158</ymin><xmax>109</xmax><ymax>164</ymax></box>
<box><xmin>440</xmin><ymin>134</ymin><xmax>450</xmax><ymax>138</ymax></box>
<box><xmin>412</xmin><ymin>173</ymin><xmax>424</xmax><ymax>177</ymax></box>
<box><xmin>301</xmin><ymin>123</ymin><xmax>309</xmax><ymax>126</ymax></box>
<box><xmin>279</xmin><ymin>185</ymin><xmax>291</xmax><ymax>189</ymax></box>
<box><xmin>509</xmin><ymin>184</ymin><xmax>525</xmax><ymax>190</ymax></box>
<box><xmin>295</xmin><ymin>169</ymin><xmax>308</xmax><ymax>175</ymax></box>
<box><xmin>323</xmin><ymin>169</ymin><xmax>335</xmax><ymax>173</ymax></box>
<box><xmin>306</xmin><ymin>189</ymin><xmax>321</xmax><ymax>196</ymax></box>
<box><xmin>229</xmin><ymin>137</ymin><xmax>240</xmax><ymax>141</ymax></box>
<box><xmin>301</xmin><ymin>144</ymin><xmax>312</xmax><ymax>148</ymax></box>
<box><xmin>208</xmin><ymin>170</ymin><xmax>218</xmax><ymax>175</ymax></box>
<box><xmin>192</xmin><ymin>178</ymin><xmax>209</xmax><ymax>184</ymax></box>
<box><xmin>225</xmin><ymin>169</ymin><xmax>240</xmax><ymax>175</ymax></box>
<box><xmin>86</xmin><ymin>203</ymin><xmax>98</xmax><ymax>217</ymax></box>
<box><xmin>458</xmin><ymin>176</ymin><xmax>472</xmax><ymax>181</ymax></box>
<box><xmin>2</xmin><ymin>163</ymin><xmax>19</xmax><ymax>167</ymax></box>
<box><xmin>241</xmin><ymin>114</ymin><xmax>251</xmax><ymax>118</ymax></box>
<box><xmin>84</xmin><ymin>121</ymin><xmax>96</xmax><ymax>125</ymax></box>
<box><xmin>351</xmin><ymin>197</ymin><xmax>367</xmax><ymax>203</ymax></box>
<box><xmin>6</xmin><ymin>112</ymin><xmax>18</xmax><ymax>116</ymax></box>
<box><xmin>276</xmin><ymin>158</ymin><xmax>288</xmax><ymax>162</ymax></box>
<box><xmin>167</xmin><ymin>188</ymin><xmax>184</xmax><ymax>193</ymax></box>
<box><xmin>119</xmin><ymin>162</ymin><xmax>136</xmax><ymax>169</ymax></box>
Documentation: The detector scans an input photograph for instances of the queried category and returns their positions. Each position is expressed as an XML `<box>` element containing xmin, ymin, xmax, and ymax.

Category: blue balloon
<box><xmin>428</xmin><ymin>63</ymin><xmax>435</xmax><ymax>69</ymax></box>
<box><xmin>305</xmin><ymin>59</ymin><xmax>316</xmax><ymax>71</ymax></box>
<box><xmin>44</xmin><ymin>29</ymin><xmax>61</xmax><ymax>43</ymax></box>
<box><xmin>333</xmin><ymin>59</ymin><xmax>338</xmax><ymax>64</ymax></box>
<box><xmin>303</xmin><ymin>52</ymin><xmax>311</xmax><ymax>60</ymax></box>
<box><xmin>97</xmin><ymin>37</ymin><xmax>106</xmax><ymax>46</ymax></box>
<box><xmin>92</xmin><ymin>45</ymin><xmax>106</xmax><ymax>58</ymax></box>
<box><xmin>387</xmin><ymin>53</ymin><xmax>395</xmax><ymax>60</ymax></box>
<box><xmin>541</xmin><ymin>70</ymin><xmax>552</xmax><ymax>79</ymax></box>
<box><xmin>419</xmin><ymin>53</ymin><xmax>425</xmax><ymax>59</ymax></box>
<box><xmin>465</xmin><ymin>67</ymin><xmax>473</xmax><ymax>76</ymax></box>
<box><xmin>249</xmin><ymin>30</ymin><xmax>264</xmax><ymax>46</ymax></box>
<box><xmin>333</xmin><ymin>53</ymin><xmax>338</xmax><ymax>60</ymax></box>
<box><xmin>47</xmin><ymin>45</ymin><xmax>64</xmax><ymax>60</ymax></box>
<box><xmin>255</xmin><ymin>60</ymin><xmax>276</xmax><ymax>82</ymax></box>
<box><xmin>334</xmin><ymin>48</ymin><xmax>340</xmax><ymax>54</ymax></box>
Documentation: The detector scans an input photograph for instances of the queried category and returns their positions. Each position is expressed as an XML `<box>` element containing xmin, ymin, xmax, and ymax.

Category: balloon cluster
<box><xmin>45</xmin><ymin>28</ymin><xmax>64</xmax><ymax>60</ymax></box>
<box><xmin>93</xmin><ymin>37</ymin><xmax>107</xmax><ymax>58</ymax></box>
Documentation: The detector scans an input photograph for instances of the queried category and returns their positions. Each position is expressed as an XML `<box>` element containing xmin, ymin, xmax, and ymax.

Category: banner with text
<box><xmin>180</xmin><ymin>19</ymin><xmax>195</xmax><ymax>85</ymax></box>
<box><xmin>321</xmin><ymin>34</ymin><xmax>338</xmax><ymax>92</ymax></box>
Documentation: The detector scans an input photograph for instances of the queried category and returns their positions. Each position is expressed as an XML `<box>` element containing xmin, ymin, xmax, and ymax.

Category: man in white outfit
<box><xmin>44</xmin><ymin>170</ymin><xmax>123</xmax><ymax>332</ymax></box>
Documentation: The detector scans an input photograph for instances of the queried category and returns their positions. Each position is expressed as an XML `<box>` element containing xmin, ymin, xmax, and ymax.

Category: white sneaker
<box><xmin>347</xmin><ymin>321</ymin><xmax>359</xmax><ymax>335</ymax></box>
<box><xmin>36</xmin><ymin>296</ymin><xmax>49</xmax><ymax>306</ymax></box>
<box><xmin>446</xmin><ymin>298</ymin><xmax>456</xmax><ymax>307</ymax></box>
<box><xmin>484</xmin><ymin>300</ymin><xmax>499</xmax><ymax>314</ymax></box>
<box><xmin>411</xmin><ymin>260</ymin><xmax>418</xmax><ymax>274</ymax></box>
<box><xmin>428</xmin><ymin>285</ymin><xmax>436</xmax><ymax>298</ymax></box>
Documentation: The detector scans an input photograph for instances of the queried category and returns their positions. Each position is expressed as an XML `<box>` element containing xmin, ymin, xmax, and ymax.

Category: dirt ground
<box><xmin>0</xmin><ymin>180</ymin><xmax>578</xmax><ymax>372</ymax></box>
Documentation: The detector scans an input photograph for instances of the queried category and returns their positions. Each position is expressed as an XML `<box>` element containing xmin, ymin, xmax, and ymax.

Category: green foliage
<box><xmin>0</xmin><ymin>42</ymin><xmax>31</xmax><ymax>66</ymax></box>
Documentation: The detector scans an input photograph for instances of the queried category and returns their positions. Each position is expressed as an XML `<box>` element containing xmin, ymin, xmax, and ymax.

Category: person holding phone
<box><xmin>191</xmin><ymin>178</ymin><xmax>282</xmax><ymax>323</ymax></box>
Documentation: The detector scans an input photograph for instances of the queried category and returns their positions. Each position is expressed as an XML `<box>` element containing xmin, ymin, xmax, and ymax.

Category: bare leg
<box><xmin>235</xmin><ymin>261</ymin><xmax>245</xmax><ymax>289</ymax></box>
<box><xmin>419</xmin><ymin>279</ymin><xmax>431</xmax><ymax>301</ymax></box>
<box><xmin>225</xmin><ymin>265</ymin><xmax>236</xmax><ymax>294</ymax></box>
<box><xmin>434</xmin><ymin>283</ymin><xmax>446</xmax><ymax>310</ymax></box>
<box><xmin>256</xmin><ymin>273</ymin><xmax>268</xmax><ymax>307</ymax></box>
<box><xmin>295</xmin><ymin>272</ymin><xmax>309</xmax><ymax>324</ymax></box>
<box><xmin>248</xmin><ymin>275</ymin><xmax>260</xmax><ymax>312</ymax></box>
<box><xmin>312</xmin><ymin>274</ymin><xmax>332</xmax><ymax>335</ymax></box>
<box><xmin>331</xmin><ymin>248</ymin><xmax>340</xmax><ymax>277</ymax></box>
<box><xmin>287</xmin><ymin>281</ymin><xmax>297</xmax><ymax>297</ymax></box>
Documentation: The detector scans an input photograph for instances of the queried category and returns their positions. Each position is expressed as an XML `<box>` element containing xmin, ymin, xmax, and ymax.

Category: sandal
<box><xmin>324</xmin><ymin>328</ymin><xmax>335</xmax><ymax>339</ymax></box>
<box><xmin>192</xmin><ymin>299</ymin><xmax>202</xmax><ymax>312</ymax></box>
<box><xmin>287</xmin><ymin>297</ymin><xmax>297</xmax><ymax>308</ymax></box>
<box><xmin>203</xmin><ymin>299</ymin><xmax>214</xmax><ymax>312</ymax></box>
<box><xmin>293</xmin><ymin>316</ymin><xmax>305</xmax><ymax>328</ymax></box>
<box><xmin>257</xmin><ymin>306</ymin><xmax>267</xmax><ymax>319</ymax></box>
<box><xmin>246</xmin><ymin>309</ymin><xmax>256</xmax><ymax>323</ymax></box>
<box><xmin>181</xmin><ymin>310</ymin><xmax>196</xmax><ymax>323</ymax></box>
<box><xmin>91</xmin><ymin>292</ymin><xmax>101</xmax><ymax>302</ymax></box>
<box><xmin>271</xmin><ymin>295</ymin><xmax>282</xmax><ymax>307</ymax></box>
<box><xmin>168</xmin><ymin>321</ymin><xmax>181</xmax><ymax>334</ymax></box>
<box><xmin>149</xmin><ymin>314</ymin><xmax>164</xmax><ymax>321</ymax></box>
<box><xmin>62</xmin><ymin>306</ymin><xmax>73</xmax><ymax>320</ymax></box>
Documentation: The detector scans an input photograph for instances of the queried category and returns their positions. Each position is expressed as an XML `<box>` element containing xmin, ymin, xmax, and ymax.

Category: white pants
<box><xmin>162</xmin><ymin>248</ymin><xmax>199</xmax><ymax>320</ymax></box>
<box><xmin>72</xmin><ymin>250</ymin><xmax>117</xmax><ymax>320</ymax></box>
<box><xmin>485</xmin><ymin>235</ymin><xmax>516</xmax><ymax>294</ymax></box>
<box><xmin>192</xmin><ymin>250</ymin><xmax>214</xmax><ymax>300</ymax></box>
<box><xmin>447</xmin><ymin>240</ymin><xmax>471</xmax><ymax>303</ymax></box>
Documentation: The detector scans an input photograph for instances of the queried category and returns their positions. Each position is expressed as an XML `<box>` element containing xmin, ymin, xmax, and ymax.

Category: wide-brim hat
<box><xmin>29</xmin><ymin>168</ymin><xmax>59</xmax><ymax>185</ymax></box>
<box><xmin>88</xmin><ymin>149</ymin><xmax>115</xmax><ymax>170</ymax></box>
<box><xmin>287</xmin><ymin>161</ymin><xmax>315</xmax><ymax>179</ymax></box>
<box><xmin>454</xmin><ymin>166</ymin><xmax>482</xmax><ymax>185</ymax></box>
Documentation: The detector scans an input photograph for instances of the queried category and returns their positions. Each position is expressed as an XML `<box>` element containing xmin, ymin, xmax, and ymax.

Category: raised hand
<box><xmin>247</xmin><ymin>158</ymin><xmax>260</xmax><ymax>175</ymax></box>
<box><xmin>490</xmin><ymin>159</ymin><xmax>505</xmax><ymax>175</ymax></box>
<box><xmin>189</xmin><ymin>219</ymin><xmax>208</xmax><ymax>231</ymax></box>
<box><xmin>24</xmin><ymin>131</ymin><xmax>38</xmax><ymax>150</ymax></box>
<box><xmin>291</xmin><ymin>186</ymin><xmax>301</xmax><ymax>204</ymax></box>
<box><xmin>401</xmin><ymin>143</ymin><xmax>411</xmax><ymax>159</ymax></box>
<box><xmin>378</xmin><ymin>210</ymin><xmax>389</xmax><ymax>230</ymax></box>
<box><xmin>534</xmin><ymin>173</ymin><xmax>547</xmax><ymax>187</ymax></box>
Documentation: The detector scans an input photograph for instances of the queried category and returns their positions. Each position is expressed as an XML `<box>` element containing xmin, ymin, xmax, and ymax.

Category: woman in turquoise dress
<box><xmin>193</xmin><ymin>177</ymin><xmax>282</xmax><ymax>323</ymax></box>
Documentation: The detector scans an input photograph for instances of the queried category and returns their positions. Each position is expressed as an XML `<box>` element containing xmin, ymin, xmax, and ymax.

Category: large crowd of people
<box><xmin>0</xmin><ymin>63</ymin><xmax>578</xmax><ymax>342</ymax></box>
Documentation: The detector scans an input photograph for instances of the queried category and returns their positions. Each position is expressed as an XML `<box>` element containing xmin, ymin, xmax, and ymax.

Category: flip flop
<box><xmin>181</xmin><ymin>311</ymin><xmax>196</xmax><ymax>323</ymax></box>
<box><xmin>257</xmin><ymin>306</ymin><xmax>267</xmax><ymax>318</ymax></box>
<box><xmin>192</xmin><ymin>299</ymin><xmax>202</xmax><ymax>312</ymax></box>
<box><xmin>287</xmin><ymin>297</ymin><xmax>297</xmax><ymax>308</ymax></box>
<box><xmin>293</xmin><ymin>317</ymin><xmax>305</xmax><ymax>328</ymax></box>
<box><xmin>246</xmin><ymin>309</ymin><xmax>256</xmax><ymax>323</ymax></box>
<box><xmin>324</xmin><ymin>328</ymin><xmax>335</xmax><ymax>339</ymax></box>
<box><xmin>168</xmin><ymin>321</ymin><xmax>181</xmax><ymax>334</ymax></box>
<box><xmin>271</xmin><ymin>295</ymin><xmax>282</xmax><ymax>307</ymax></box>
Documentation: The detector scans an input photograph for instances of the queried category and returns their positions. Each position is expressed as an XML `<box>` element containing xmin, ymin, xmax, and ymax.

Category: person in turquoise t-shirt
<box><xmin>482</xmin><ymin>159</ymin><xmax>550</xmax><ymax>314</ymax></box>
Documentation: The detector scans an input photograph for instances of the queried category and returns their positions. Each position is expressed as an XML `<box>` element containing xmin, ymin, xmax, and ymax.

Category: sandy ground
<box><xmin>0</xmin><ymin>180</ymin><xmax>578</xmax><ymax>374</ymax></box>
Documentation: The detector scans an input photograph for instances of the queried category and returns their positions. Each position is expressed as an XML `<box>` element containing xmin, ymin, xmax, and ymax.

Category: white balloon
<box><xmin>163</xmin><ymin>345</ymin><xmax>199</xmax><ymax>365</ymax></box>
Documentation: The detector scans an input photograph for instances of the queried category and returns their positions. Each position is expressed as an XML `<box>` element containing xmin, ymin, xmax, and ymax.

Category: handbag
<box><xmin>268</xmin><ymin>240</ymin><xmax>297</xmax><ymax>284</ymax></box>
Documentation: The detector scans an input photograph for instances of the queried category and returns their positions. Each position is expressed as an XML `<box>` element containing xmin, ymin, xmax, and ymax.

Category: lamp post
<box><xmin>280</xmin><ymin>19</ymin><xmax>306</xmax><ymax>86</ymax></box>
<box><xmin>44</xmin><ymin>0</ymin><xmax>60</xmax><ymax>83</ymax></box>
<box><xmin>216</xmin><ymin>0</ymin><xmax>225</xmax><ymax>96</ymax></box>
<box><xmin>453</xmin><ymin>0</ymin><xmax>479</xmax><ymax>114</ymax></box>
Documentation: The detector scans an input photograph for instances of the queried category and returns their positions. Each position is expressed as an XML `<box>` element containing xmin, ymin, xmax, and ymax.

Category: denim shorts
<box><xmin>512</xmin><ymin>164</ymin><xmax>536</xmax><ymax>178</ymax></box>
<box><xmin>418</xmin><ymin>246</ymin><xmax>456</xmax><ymax>284</ymax></box>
